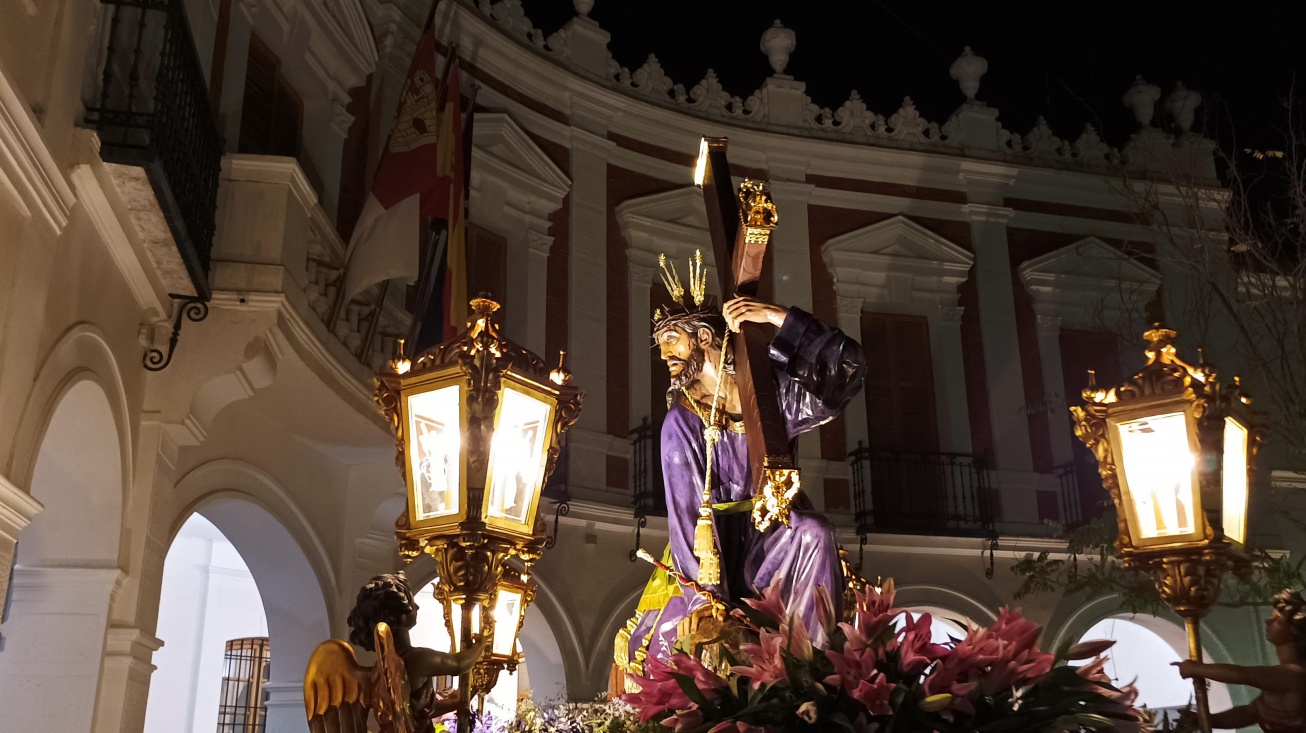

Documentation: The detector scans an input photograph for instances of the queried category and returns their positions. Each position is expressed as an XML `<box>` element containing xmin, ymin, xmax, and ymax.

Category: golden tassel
<box><xmin>689</xmin><ymin>335</ymin><xmax>730</xmax><ymax>586</ymax></box>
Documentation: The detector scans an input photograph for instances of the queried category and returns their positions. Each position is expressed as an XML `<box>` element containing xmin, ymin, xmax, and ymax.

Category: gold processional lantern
<box><xmin>1071</xmin><ymin>326</ymin><xmax>1262</xmax><ymax>733</ymax></box>
<box><xmin>375</xmin><ymin>297</ymin><xmax>582</xmax><ymax>720</ymax></box>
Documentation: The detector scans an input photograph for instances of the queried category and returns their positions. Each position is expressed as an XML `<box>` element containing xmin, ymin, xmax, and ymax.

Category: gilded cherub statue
<box><xmin>1174</xmin><ymin>589</ymin><xmax>1306</xmax><ymax>732</ymax></box>
<box><xmin>304</xmin><ymin>573</ymin><xmax>485</xmax><ymax>733</ymax></box>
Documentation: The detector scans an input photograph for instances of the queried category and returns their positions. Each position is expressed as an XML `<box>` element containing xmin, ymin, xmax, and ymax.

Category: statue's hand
<box><xmin>1172</xmin><ymin>660</ymin><xmax>1204</xmax><ymax>679</ymax></box>
<box><xmin>676</xmin><ymin>603</ymin><xmax>726</xmax><ymax>645</ymax></box>
<box><xmin>723</xmin><ymin>297</ymin><xmax>788</xmax><ymax>332</ymax></box>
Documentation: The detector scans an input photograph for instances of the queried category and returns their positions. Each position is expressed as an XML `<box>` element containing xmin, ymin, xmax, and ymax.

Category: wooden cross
<box><xmin>695</xmin><ymin>137</ymin><xmax>799</xmax><ymax>530</ymax></box>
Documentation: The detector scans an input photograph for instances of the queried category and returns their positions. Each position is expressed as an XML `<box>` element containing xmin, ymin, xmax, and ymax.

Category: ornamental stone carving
<box><xmin>949</xmin><ymin>46</ymin><xmax>988</xmax><ymax>101</ymax></box>
<box><xmin>450</xmin><ymin>0</ymin><xmax>1193</xmax><ymax>177</ymax></box>
<box><xmin>1165</xmin><ymin>82</ymin><xmax>1201</xmax><ymax>133</ymax></box>
<box><xmin>1122</xmin><ymin>75</ymin><xmax>1161</xmax><ymax>128</ymax></box>
<box><xmin>760</xmin><ymin>20</ymin><xmax>796</xmax><ymax>75</ymax></box>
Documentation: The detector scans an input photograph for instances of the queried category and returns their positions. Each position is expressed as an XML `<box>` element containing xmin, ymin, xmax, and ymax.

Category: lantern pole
<box><xmin>458</xmin><ymin>600</ymin><xmax>475</xmax><ymax>733</ymax></box>
<box><xmin>1184</xmin><ymin>615</ymin><xmax>1211</xmax><ymax>733</ymax></box>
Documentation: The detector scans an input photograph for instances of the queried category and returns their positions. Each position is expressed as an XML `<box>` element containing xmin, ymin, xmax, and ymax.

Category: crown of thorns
<box><xmin>652</xmin><ymin>250</ymin><xmax>717</xmax><ymax>334</ymax></box>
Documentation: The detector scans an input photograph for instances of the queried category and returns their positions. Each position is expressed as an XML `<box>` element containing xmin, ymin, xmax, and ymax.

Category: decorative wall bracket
<box><xmin>143</xmin><ymin>295</ymin><xmax>209</xmax><ymax>372</ymax></box>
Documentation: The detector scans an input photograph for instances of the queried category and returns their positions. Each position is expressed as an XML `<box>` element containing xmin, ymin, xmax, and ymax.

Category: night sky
<box><xmin>521</xmin><ymin>0</ymin><xmax>1303</xmax><ymax>152</ymax></box>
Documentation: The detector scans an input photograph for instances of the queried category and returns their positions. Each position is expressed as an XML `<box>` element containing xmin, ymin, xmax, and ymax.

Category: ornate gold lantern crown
<box><xmin>652</xmin><ymin>249</ymin><xmax>712</xmax><ymax>332</ymax></box>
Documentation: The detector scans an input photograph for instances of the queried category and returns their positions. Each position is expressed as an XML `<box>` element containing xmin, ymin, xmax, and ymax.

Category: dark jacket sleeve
<box><xmin>768</xmin><ymin>307</ymin><xmax>867</xmax><ymax>438</ymax></box>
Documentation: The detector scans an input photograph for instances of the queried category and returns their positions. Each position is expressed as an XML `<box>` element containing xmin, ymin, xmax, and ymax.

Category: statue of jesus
<box><xmin>617</xmin><ymin>261</ymin><xmax>866</xmax><ymax>674</ymax></box>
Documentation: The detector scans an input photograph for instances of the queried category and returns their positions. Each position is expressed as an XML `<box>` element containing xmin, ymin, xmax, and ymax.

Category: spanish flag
<box><xmin>340</xmin><ymin>20</ymin><xmax>466</xmax><ymax>335</ymax></box>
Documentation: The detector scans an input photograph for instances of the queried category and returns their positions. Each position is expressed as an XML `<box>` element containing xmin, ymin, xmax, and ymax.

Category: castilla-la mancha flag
<box><xmin>341</xmin><ymin>21</ymin><xmax>466</xmax><ymax>326</ymax></box>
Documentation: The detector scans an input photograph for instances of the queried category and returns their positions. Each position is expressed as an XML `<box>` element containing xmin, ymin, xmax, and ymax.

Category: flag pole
<box><xmin>405</xmin><ymin>226</ymin><xmax>448</xmax><ymax>355</ymax></box>
<box><xmin>327</xmin><ymin>44</ymin><xmax>460</xmax><ymax>328</ymax></box>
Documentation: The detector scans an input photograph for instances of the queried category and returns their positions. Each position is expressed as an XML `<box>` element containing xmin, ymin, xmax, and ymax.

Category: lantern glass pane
<box><xmin>448</xmin><ymin>600</ymin><xmax>481</xmax><ymax>652</ymax></box>
<box><xmin>407</xmin><ymin>386</ymin><xmax>461</xmax><ymax>521</ymax></box>
<box><xmin>486</xmin><ymin>388</ymin><xmax>552</xmax><ymax>526</ymax></box>
<box><xmin>1116</xmin><ymin>411</ymin><xmax>1198</xmax><ymax>539</ymax></box>
<box><xmin>1223</xmin><ymin>418</ymin><xmax>1249</xmax><ymax>545</ymax></box>
<box><xmin>491</xmin><ymin>588</ymin><xmax>524</xmax><ymax>657</ymax></box>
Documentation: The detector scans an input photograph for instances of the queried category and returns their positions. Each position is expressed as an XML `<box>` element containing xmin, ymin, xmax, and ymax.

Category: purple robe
<box><xmin>636</xmin><ymin>307</ymin><xmax>866</xmax><ymax>662</ymax></box>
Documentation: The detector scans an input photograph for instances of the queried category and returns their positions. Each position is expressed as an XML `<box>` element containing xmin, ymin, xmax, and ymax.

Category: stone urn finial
<box><xmin>760</xmin><ymin>20</ymin><xmax>796</xmax><ymax>76</ymax></box>
<box><xmin>949</xmin><ymin>46</ymin><xmax>988</xmax><ymax>102</ymax></box>
<box><xmin>573</xmin><ymin>0</ymin><xmax>594</xmax><ymax>16</ymax></box>
<box><xmin>1122</xmin><ymin>75</ymin><xmax>1161</xmax><ymax>128</ymax></box>
<box><xmin>1165</xmin><ymin>82</ymin><xmax>1202</xmax><ymax>134</ymax></box>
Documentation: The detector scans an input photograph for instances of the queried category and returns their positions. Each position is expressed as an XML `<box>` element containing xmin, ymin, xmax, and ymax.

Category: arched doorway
<box><xmin>1075</xmin><ymin>615</ymin><xmax>1234</xmax><ymax>723</ymax></box>
<box><xmin>895</xmin><ymin>606</ymin><xmax>971</xmax><ymax>645</ymax></box>
<box><xmin>155</xmin><ymin>463</ymin><xmax>335</xmax><ymax>733</ymax></box>
<box><xmin>0</xmin><ymin>380</ymin><xmax>124</xmax><ymax>733</ymax></box>
<box><xmin>145</xmin><ymin>513</ymin><xmax>270</xmax><ymax>733</ymax></box>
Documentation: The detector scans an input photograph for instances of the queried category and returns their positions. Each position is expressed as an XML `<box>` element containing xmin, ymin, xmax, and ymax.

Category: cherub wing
<box><xmin>370</xmin><ymin>622</ymin><xmax>415</xmax><ymax>733</ymax></box>
<box><xmin>303</xmin><ymin>639</ymin><xmax>371</xmax><ymax>733</ymax></box>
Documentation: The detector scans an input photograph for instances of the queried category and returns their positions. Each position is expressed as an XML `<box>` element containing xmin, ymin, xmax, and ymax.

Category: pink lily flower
<box><xmin>745</xmin><ymin>576</ymin><xmax>788</xmax><ymax>625</ymax></box>
<box><xmin>662</xmin><ymin>706</ymin><xmax>703</xmax><ymax>732</ymax></box>
<box><xmin>732</xmin><ymin>628</ymin><xmax>788</xmax><ymax>688</ymax></box>
<box><xmin>850</xmin><ymin>671</ymin><xmax>895</xmax><ymax>715</ymax></box>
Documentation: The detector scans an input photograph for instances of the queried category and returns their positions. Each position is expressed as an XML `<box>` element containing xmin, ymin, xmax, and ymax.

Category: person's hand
<box><xmin>723</xmin><ymin>296</ymin><xmax>788</xmax><ymax>333</ymax></box>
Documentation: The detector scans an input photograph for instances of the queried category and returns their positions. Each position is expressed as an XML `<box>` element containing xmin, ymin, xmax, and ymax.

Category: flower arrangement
<box><xmin>622</xmin><ymin>578</ymin><xmax>1148</xmax><ymax>733</ymax></box>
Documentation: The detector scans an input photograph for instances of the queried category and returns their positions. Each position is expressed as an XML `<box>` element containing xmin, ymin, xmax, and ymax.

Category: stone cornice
<box><xmin>0</xmin><ymin>65</ymin><xmax>75</xmax><ymax>237</ymax></box>
<box><xmin>0</xmin><ymin>471</ymin><xmax>43</xmax><ymax>541</ymax></box>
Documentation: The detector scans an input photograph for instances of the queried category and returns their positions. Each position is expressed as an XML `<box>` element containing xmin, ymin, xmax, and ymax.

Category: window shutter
<box><xmin>860</xmin><ymin>312</ymin><xmax>939</xmax><ymax>452</ymax></box>
<box><xmin>238</xmin><ymin>35</ymin><xmax>302</xmax><ymax>159</ymax></box>
<box><xmin>466</xmin><ymin>225</ymin><xmax>507</xmax><ymax>305</ymax></box>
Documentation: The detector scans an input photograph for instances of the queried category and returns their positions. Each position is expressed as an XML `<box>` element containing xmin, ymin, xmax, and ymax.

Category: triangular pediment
<box><xmin>822</xmin><ymin>216</ymin><xmax>973</xmax><ymax>269</ymax></box>
<box><xmin>1019</xmin><ymin>237</ymin><xmax>1160</xmax><ymax>287</ymax></box>
<box><xmin>616</xmin><ymin>187</ymin><xmax>708</xmax><ymax>231</ymax></box>
<box><xmin>472</xmin><ymin>112</ymin><xmax>571</xmax><ymax>203</ymax></box>
<box><xmin>616</xmin><ymin>187</ymin><xmax>712</xmax><ymax>261</ymax></box>
<box><xmin>326</xmin><ymin>0</ymin><xmax>379</xmax><ymax>70</ymax></box>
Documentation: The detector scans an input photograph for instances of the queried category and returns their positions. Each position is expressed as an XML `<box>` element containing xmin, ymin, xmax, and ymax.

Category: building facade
<box><xmin>0</xmin><ymin>0</ymin><xmax>1289</xmax><ymax>732</ymax></box>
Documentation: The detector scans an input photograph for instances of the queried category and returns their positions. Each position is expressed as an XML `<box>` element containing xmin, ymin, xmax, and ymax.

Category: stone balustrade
<box><xmin>470</xmin><ymin>0</ymin><xmax>1215</xmax><ymax>179</ymax></box>
<box><xmin>215</xmin><ymin>154</ymin><xmax>409</xmax><ymax>378</ymax></box>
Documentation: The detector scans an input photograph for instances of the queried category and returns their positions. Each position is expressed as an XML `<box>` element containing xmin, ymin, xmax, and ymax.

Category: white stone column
<box><xmin>566</xmin><ymin>112</ymin><xmax>616</xmax><ymax>494</ymax></box>
<box><xmin>0</xmin><ymin>473</ymin><xmax>40</xmax><ymax>636</ymax></box>
<box><xmin>835</xmin><ymin>295</ymin><xmax>868</xmax><ymax>454</ymax></box>
<box><xmin>524</xmin><ymin>230</ymin><xmax>554</xmax><ymax>358</ymax></box>
<box><xmin>959</xmin><ymin>167</ymin><xmax>1031</xmax><ymax>473</ymax></box>
<box><xmin>263</xmin><ymin>680</ymin><xmax>309</xmax><ymax>733</ymax></box>
<box><xmin>960</xmin><ymin>163</ymin><xmax>1038</xmax><ymax>528</ymax></box>
<box><xmin>928</xmin><ymin>305</ymin><xmax>973</xmax><ymax>454</ymax></box>
<box><xmin>1034</xmin><ymin>312</ymin><xmax>1073</xmax><ymax>467</ymax></box>
<box><xmin>0</xmin><ymin>566</ymin><xmax>123</xmax><ymax>733</ymax></box>
<box><xmin>94</xmin><ymin>627</ymin><xmax>163</xmax><ymax>733</ymax></box>
<box><xmin>628</xmin><ymin>250</ymin><xmax>659</xmax><ymax>430</ymax></box>
<box><xmin>765</xmin><ymin>167</ymin><xmax>815</xmax><ymax>312</ymax></box>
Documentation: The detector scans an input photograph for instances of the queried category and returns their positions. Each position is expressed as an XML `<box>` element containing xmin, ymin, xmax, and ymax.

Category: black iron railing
<box><xmin>628</xmin><ymin>417</ymin><xmax>665</xmax><ymax>560</ymax></box>
<box><xmin>1054</xmin><ymin>453</ymin><xmax>1108</xmax><ymax>528</ymax></box>
<box><xmin>850</xmin><ymin>444</ymin><xmax>995</xmax><ymax>536</ymax></box>
<box><xmin>86</xmin><ymin>0</ymin><xmax>223</xmax><ymax>299</ymax></box>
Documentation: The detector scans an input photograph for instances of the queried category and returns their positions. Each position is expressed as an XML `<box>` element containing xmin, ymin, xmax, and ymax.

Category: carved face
<box><xmin>1267</xmin><ymin>610</ymin><xmax>1297</xmax><ymax>646</ymax></box>
<box><xmin>657</xmin><ymin>326</ymin><xmax>711</xmax><ymax>389</ymax></box>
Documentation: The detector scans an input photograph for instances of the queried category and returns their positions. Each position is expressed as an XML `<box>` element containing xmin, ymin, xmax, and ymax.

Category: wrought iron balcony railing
<box><xmin>1054</xmin><ymin>454</ymin><xmax>1109</xmax><ymax>529</ymax></box>
<box><xmin>628</xmin><ymin>417</ymin><xmax>665</xmax><ymax>560</ymax></box>
<box><xmin>86</xmin><ymin>0</ymin><xmax>223</xmax><ymax>299</ymax></box>
<box><xmin>850</xmin><ymin>444</ymin><xmax>995</xmax><ymax>536</ymax></box>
